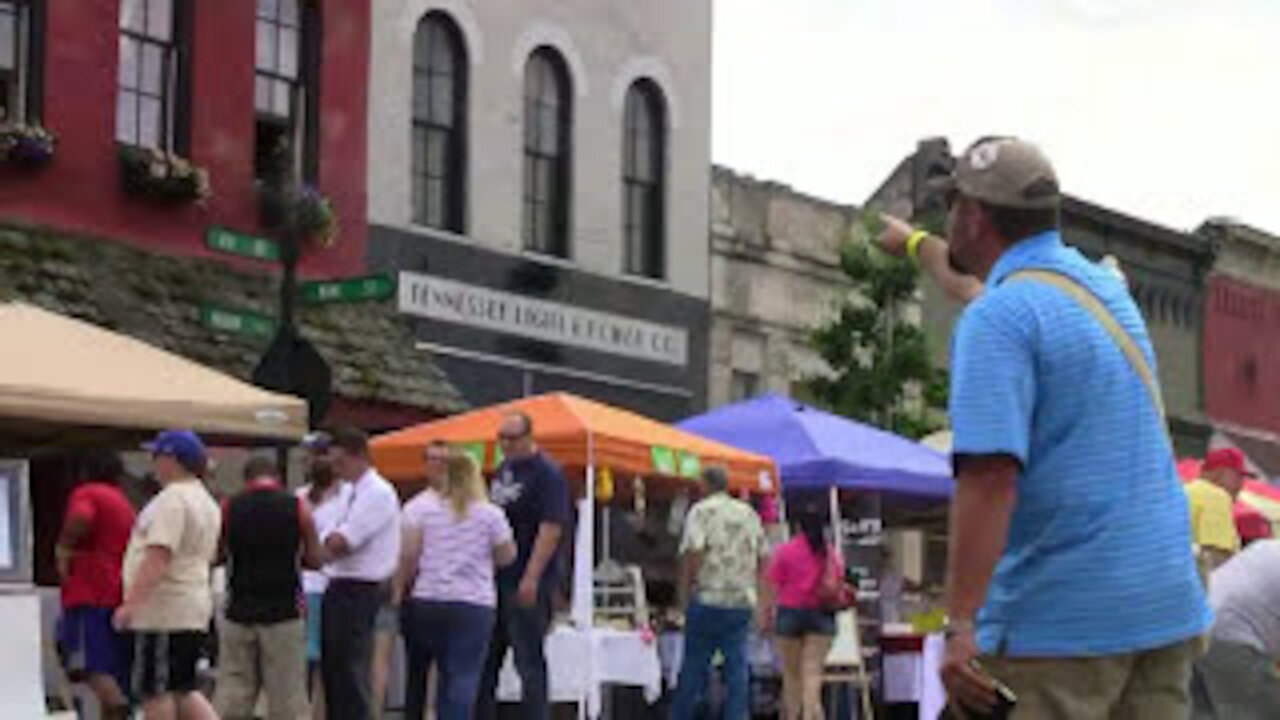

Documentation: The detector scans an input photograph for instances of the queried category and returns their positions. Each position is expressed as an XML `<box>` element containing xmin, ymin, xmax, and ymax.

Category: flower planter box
<box><xmin>0</xmin><ymin>124</ymin><xmax>56</xmax><ymax>167</ymax></box>
<box><xmin>118</xmin><ymin>145</ymin><xmax>210</xmax><ymax>204</ymax></box>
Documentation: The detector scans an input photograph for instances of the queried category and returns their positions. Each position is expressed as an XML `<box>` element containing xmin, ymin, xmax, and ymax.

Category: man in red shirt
<box><xmin>56</xmin><ymin>452</ymin><xmax>137</xmax><ymax>720</ymax></box>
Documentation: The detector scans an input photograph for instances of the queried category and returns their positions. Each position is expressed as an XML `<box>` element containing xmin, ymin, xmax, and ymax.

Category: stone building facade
<box><xmin>707</xmin><ymin>166</ymin><xmax>857</xmax><ymax>408</ymax></box>
<box><xmin>366</xmin><ymin>0</ymin><xmax>712</xmax><ymax>420</ymax></box>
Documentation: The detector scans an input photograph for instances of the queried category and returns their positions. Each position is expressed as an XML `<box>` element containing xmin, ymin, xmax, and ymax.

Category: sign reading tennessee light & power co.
<box><xmin>398</xmin><ymin>272</ymin><xmax>689</xmax><ymax>367</ymax></box>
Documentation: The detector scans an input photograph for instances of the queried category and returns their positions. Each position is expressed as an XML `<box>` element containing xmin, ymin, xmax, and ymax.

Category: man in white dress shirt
<box><xmin>319</xmin><ymin>426</ymin><xmax>401</xmax><ymax>720</ymax></box>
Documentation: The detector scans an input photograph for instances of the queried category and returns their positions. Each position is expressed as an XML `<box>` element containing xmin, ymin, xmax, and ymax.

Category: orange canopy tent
<box><xmin>370</xmin><ymin>392</ymin><xmax>778</xmax><ymax>496</ymax></box>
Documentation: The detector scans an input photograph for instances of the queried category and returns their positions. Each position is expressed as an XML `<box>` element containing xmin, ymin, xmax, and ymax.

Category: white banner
<box><xmin>398</xmin><ymin>272</ymin><xmax>689</xmax><ymax>367</ymax></box>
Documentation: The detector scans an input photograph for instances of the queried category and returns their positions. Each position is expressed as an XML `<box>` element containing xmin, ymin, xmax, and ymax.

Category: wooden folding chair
<box><xmin>821</xmin><ymin>609</ymin><xmax>874</xmax><ymax>719</ymax></box>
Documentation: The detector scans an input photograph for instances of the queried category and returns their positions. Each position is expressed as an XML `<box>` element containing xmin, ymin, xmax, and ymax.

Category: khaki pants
<box><xmin>214</xmin><ymin>618</ymin><xmax>310</xmax><ymax>720</ymax></box>
<box><xmin>774</xmin><ymin>635</ymin><xmax>834</xmax><ymax>720</ymax></box>
<box><xmin>979</xmin><ymin>638</ymin><xmax>1198</xmax><ymax>720</ymax></box>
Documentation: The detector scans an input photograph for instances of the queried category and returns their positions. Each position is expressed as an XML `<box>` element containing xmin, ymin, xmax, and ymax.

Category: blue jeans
<box><xmin>671</xmin><ymin>602</ymin><xmax>753</xmax><ymax>720</ymax></box>
<box><xmin>402</xmin><ymin>599</ymin><xmax>496</xmax><ymax>720</ymax></box>
<box><xmin>476</xmin><ymin>584</ymin><xmax>551</xmax><ymax>720</ymax></box>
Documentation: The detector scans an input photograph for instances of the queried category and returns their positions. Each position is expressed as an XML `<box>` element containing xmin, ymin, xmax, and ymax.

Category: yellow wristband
<box><xmin>905</xmin><ymin>230</ymin><xmax>928</xmax><ymax>262</ymax></box>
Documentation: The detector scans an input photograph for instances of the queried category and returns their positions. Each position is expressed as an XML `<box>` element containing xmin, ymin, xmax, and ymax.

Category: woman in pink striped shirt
<box><xmin>398</xmin><ymin>450</ymin><xmax>516</xmax><ymax>720</ymax></box>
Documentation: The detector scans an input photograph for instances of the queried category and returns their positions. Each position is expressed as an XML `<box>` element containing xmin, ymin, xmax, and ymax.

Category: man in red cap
<box><xmin>1186</xmin><ymin>448</ymin><xmax>1250</xmax><ymax>574</ymax></box>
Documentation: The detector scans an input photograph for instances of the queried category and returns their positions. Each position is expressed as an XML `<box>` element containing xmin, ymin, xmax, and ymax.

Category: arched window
<box><xmin>622</xmin><ymin>79</ymin><xmax>666</xmax><ymax>279</ymax></box>
<box><xmin>117</xmin><ymin>0</ymin><xmax>188</xmax><ymax>151</ymax></box>
<box><xmin>412</xmin><ymin>12</ymin><xmax>467</xmax><ymax>233</ymax></box>
<box><xmin>254</xmin><ymin>0</ymin><xmax>319</xmax><ymax>182</ymax></box>
<box><xmin>522</xmin><ymin>47</ymin><xmax>572</xmax><ymax>257</ymax></box>
<box><xmin>0</xmin><ymin>0</ymin><xmax>42</xmax><ymax>123</ymax></box>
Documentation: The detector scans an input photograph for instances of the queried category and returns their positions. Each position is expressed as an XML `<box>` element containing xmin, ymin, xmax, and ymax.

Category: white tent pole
<box><xmin>829</xmin><ymin>485</ymin><xmax>845</xmax><ymax>564</ymax></box>
<box><xmin>580</xmin><ymin>431</ymin><xmax>596</xmax><ymax>720</ymax></box>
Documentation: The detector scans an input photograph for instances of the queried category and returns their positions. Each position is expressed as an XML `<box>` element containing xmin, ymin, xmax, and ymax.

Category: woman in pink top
<box><xmin>763</xmin><ymin>506</ymin><xmax>842</xmax><ymax>719</ymax></box>
<box><xmin>398</xmin><ymin>450</ymin><xmax>516</xmax><ymax>720</ymax></box>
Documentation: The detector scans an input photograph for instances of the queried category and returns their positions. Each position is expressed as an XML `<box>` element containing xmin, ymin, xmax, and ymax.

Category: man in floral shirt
<box><xmin>671</xmin><ymin>466</ymin><xmax>768</xmax><ymax>719</ymax></box>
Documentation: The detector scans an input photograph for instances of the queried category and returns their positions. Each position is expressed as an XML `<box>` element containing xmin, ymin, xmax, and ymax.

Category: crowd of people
<box><xmin>53</xmin><ymin>413</ymin><xmax>572</xmax><ymax>720</ymax></box>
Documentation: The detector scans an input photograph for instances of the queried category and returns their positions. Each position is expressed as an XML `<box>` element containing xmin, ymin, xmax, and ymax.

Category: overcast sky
<box><xmin>712</xmin><ymin>0</ymin><xmax>1280</xmax><ymax>233</ymax></box>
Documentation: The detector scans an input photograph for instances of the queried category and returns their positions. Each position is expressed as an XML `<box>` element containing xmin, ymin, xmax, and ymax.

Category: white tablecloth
<box><xmin>497</xmin><ymin>625</ymin><xmax>662</xmax><ymax>718</ymax></box>
<box><xmin>882</xmin><ymin>632</ymin><xmax>946</xmax><ymax>719</ymax></box>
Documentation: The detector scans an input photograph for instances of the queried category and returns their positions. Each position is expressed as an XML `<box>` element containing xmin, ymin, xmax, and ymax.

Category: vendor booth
<box><xmin>679</xmin><ymin>394</ymin><xmax>954</xmax><ymax>718</ymax></box>
<box><xmin>0</xmin><ymin>302</ymin><xmax>307</xmax><ymax>717</ymax></box>
<box><xmin>371</xmin><ymin>392</ymin><xmax>778</xmax><ymax>718</ymax></box>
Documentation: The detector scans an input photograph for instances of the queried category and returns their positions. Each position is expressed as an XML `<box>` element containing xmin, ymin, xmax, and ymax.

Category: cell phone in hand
<box><xmin>962</xmin><ymin>659</ymin><xmax>1018</xmax><ymax>719</ymax></box>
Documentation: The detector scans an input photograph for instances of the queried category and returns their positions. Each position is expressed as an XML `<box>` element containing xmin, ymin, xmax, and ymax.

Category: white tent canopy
<box><xmin>0</xmin><ymin>302</ymin><xmax>306</xmax><ymax>440</ymax></box>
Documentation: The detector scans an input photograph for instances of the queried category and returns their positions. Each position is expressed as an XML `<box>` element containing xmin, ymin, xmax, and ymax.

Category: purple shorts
<box><xmin>57</xmin><ymin>606</ymin><xmax>132</xmax><ymax>691</ymax></box>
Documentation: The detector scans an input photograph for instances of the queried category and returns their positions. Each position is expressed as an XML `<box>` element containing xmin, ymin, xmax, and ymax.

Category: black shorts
<box><xmin>131</xmin><ymin>631</ymin><xmax>206</xmax><ymax>700</ymax></box>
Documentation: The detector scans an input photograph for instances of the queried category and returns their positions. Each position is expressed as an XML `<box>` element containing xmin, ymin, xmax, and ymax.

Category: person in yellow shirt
<box><xmin>1186</xmin><ymin>448</ymin><xmax>1249</xmax><ymax>572</ymax></box>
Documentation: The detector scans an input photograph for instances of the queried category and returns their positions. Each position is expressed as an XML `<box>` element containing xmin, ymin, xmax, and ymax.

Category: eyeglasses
<box><xmin>497</xmin><ymin>432</ymin><xmax>528</xmax><ymax>443</ymax></box>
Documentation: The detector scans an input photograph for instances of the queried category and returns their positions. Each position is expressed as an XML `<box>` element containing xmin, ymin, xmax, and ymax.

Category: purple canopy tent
<box><xmin>677</xmin><ymin>394</ymin><xmax>952</xmax><ymax>500</ymax></box>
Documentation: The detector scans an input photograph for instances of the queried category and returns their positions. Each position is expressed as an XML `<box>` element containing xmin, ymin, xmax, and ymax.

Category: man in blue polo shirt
<box><xmin>906</xmin><ymin>137</ymin><xmax>1209</xmax><ymax>718</ymax></box>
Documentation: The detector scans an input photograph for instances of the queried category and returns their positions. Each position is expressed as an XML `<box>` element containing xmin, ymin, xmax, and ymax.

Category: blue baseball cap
<box><xmin>143</xmin><ymin>430</ymin><xmax>207</xmax><ymax>470</ymax></box>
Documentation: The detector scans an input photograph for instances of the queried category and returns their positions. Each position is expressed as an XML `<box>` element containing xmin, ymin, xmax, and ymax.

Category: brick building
<box><xmin>1198</xmin><ymin>220</ymin><xmax>1280</xmax><ymax>478</ymax></box>
<box><xmin>0</xmin><ymin>0</ymin><xmax>463</xmax><ymax>427</ymax></box>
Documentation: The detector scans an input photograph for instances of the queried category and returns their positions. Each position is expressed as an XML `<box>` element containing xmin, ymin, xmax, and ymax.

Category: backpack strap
<box><xmin>1004</xmin><ymin>269</ymin><xmax>1170</xmax><ymax>449</ymax></box>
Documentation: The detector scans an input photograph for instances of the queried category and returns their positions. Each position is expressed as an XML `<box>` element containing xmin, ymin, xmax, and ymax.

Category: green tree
<box><xmin>805</xmin><ymin>214</ymin><xmax>947</xmax><ymax>439</ymax></box>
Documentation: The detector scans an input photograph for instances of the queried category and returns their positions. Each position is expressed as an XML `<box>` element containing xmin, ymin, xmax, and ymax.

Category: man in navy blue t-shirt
<box><xmin>477</xmin><ymin>411</ymin><xmax>570</xmax><ymax>720</ymax></box>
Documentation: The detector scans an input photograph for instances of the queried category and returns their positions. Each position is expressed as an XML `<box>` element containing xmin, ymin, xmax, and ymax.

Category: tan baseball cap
<box><xmin>936</xmin><ymin>137</ymin><xmax>1061</xmax><ymax>210</ymax></box>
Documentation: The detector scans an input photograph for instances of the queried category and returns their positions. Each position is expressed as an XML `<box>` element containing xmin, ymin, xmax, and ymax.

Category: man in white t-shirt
<box><xmin>116</xmin><ymin>430</ymin><xmax>222</xmax><ymax>720</ymax></box>
<box><xmin>319</xmin><ymin>426</ymin><xmax>401</xmax><ymax>720</ymax></box>
<box><xmin>1192</xmin><ymin>539</ymin><xmax>1280</xmax><ymax>719</ymax></box>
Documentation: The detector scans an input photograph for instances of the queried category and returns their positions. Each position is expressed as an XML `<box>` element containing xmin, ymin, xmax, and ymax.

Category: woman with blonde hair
<box><xmin>398</xmin><ymin>449</ymin><xmax>516</xmax><ymax>720</ymax></box>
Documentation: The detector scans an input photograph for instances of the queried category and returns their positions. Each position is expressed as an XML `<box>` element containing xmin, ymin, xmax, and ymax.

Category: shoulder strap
<box><xmin>1004</xmin><ymin>269</ymin><xmax>1170</xmax><ymax>447</ymax></box>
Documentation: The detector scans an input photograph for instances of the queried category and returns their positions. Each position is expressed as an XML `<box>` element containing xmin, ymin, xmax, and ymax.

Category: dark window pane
<box><xmin>411</xmin><ymin>171</ymin><xmax>425</xmax><ymax>223</ymax></box>
<box><xmin>412</xmin><ymin>125</ymin><xmax>427</xmax><ymax>175</ymax></box>
<box><xmin>426</xmin><ymin>129</ymin><xmax>447</xmax><ymax>177</ymax></box>
<box><xmin>537</xmin><ymin>103</ymin><xmax>558</xmax><ymax>154</ymax></box>
<box><xmin>425</xmin><ymin>178</ymin><xmax>444</xmax><ymax>227</ymax></box>
<box><xmin>429</xmin><ymin>73</ymin><xmax>452</xmax><ymax>125</ymax></box>
<box><xmin>0</xmin><ymin>12</ymin><xmax>13</xmax><ymax>71</ymax></box>
<box><xmin>523</xmin><ymin>98</ymin><xmax>540</xmax><ymax>149</ymax></box>
<box><xmin>147</xmin><ymin>0</ymin><xmax>173</xmax><ymax>41</ymax></box>
<box><xmin>430</xmin><ymin>29</ymin><xmax>454</xmax><ymax>75</ymax></box>
<box><xmin>534</xmin><ymin>159</ymin><xmax>552</xmax><ymax>203</ymax></box>
<box><xmin>412</xmin><ymin>73</ymin><xmax>430</xmax><ymax>119</ymax></box>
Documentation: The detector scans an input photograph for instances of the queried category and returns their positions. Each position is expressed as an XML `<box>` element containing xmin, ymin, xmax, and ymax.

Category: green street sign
<box><xmin>201</xmin><ymin>304</ymin><xmax>276</xmax><ymax>339</ymax></box>
<box><xmin>300</xmin><ymin>274</ymin><xmax>395</xmax><ymax>304</ymax></box>
<box><xmin>206</xmin><ymin>227</ymin><xmax>281</xmax><ymax>262</ymax></box>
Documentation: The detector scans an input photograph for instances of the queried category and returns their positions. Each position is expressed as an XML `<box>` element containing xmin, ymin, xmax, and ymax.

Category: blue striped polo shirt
<box><xmin>949</xmin><ymin>230</ymin><xmax>1210</xmax><ymax>656</ymax></box>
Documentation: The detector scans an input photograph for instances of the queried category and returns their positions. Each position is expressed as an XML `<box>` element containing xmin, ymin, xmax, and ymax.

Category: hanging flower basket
<box><xmin>0</xmin><ymin>123</ymin><xmax>56</xmax><ymax>167</ymax></box>
<box><xmin>294</xmin><ymin>185</ymin><xmax>337</xmax><ymax>247</ymax></box>
<box><xmin>257</xmin><ymin>182</ymin><xmax>338</xmax><ymax>248</ymax></box>
<box><xmin>118</xmin><ymin>145</ymin><xmax>211</xmax><ymax>204</ymax></box>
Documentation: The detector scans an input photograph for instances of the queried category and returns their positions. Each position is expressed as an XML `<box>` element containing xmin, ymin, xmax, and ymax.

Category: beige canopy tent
<box><xmin>0</xmin><ymin>302</ymin><xmax>306</xmax><ymax>442</ymax></box>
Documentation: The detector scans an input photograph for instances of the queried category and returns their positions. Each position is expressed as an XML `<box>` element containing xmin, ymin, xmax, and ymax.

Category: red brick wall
<box><xmin>0</xmin><ymin>0</ymin><xmax>369</xmax><ymax>278</ymax></box>
<box><xmin>1204</xmin><ymin>274</ymin><xmax>1280</xmax><ymax>434</ymax></box>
